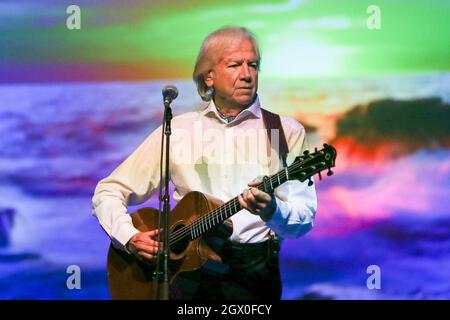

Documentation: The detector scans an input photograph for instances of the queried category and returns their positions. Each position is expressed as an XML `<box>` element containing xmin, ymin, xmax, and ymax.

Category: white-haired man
<box><xmin>92</xmin><ymin>26</ymin><xmax>317</xmax><ymax>299</ymax></box>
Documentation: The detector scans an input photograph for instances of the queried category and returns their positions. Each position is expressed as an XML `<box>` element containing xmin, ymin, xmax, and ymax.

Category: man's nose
<box><xmin>239</xmin><ymin>63</ymin><xmax>252</xmax><ymax>81</ymax></box>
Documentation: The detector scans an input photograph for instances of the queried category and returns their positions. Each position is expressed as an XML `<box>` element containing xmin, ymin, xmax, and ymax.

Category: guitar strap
<box><xmin>260</xmin><ymin>108</ymin><xmax>287</xmax><ymax>247</ymax></box>
<box><xmin>261</xmin><ymin>108</ymin><xmax>289</xmax><ymax>168</ymax></box>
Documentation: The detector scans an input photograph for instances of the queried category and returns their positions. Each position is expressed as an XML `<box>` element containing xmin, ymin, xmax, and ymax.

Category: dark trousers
<box><xmin>170</xmin><ymin>239</ymin><xmax>282</xmax><ymax>300</ymax></box>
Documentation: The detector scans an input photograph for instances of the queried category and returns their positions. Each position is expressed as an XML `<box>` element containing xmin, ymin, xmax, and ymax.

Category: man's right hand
<box><xmin>126</xmin><ymin>229</ymin><xmax>163</xmax><ymax>261</ymax></box>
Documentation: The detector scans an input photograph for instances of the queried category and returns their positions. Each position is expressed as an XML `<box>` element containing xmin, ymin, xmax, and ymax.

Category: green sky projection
<box><xmin>1</xmin><ymin>0</ymin><xmax>449</xmax><ymax>81</ymax></box>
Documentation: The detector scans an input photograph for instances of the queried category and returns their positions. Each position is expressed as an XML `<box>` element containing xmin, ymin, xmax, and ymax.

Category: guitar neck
<box><xmin>171</xmin><ymin>144</ymin><xmax>336</xmax><ymax>242</ymax></box>
<box><xmin>186</xmin><ymin>168</ymin><xmax>290</xmax><ymax>240</ymax></box>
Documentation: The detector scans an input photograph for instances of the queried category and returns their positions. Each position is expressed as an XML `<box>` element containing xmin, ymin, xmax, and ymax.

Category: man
<box><xmin>92</xmin><ymin>26</ymin><xmax>317</xmax><ymax>299</ymax></box>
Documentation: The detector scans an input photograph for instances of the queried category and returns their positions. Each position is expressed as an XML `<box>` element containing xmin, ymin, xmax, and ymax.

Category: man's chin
<box><xmin>235</xmin><ymin>94</ymin><xmax>256</xmax><ymax>107</ymax></box>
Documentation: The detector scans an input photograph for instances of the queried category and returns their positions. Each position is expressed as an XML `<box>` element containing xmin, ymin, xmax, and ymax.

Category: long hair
<box><xmin>192</xmin><ymin>26</ymin><xmax>261</xmax><ymax>101</ymax></box>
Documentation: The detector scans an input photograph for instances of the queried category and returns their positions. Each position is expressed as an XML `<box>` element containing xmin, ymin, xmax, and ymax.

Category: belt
<box><xmin>200</xmin><ymin>238</ymin><xmax>280</xmax><ymax>276</ymax></box>
<box><xmin>221</xmin><ymin>238</ymin><xmax>280</xmax><ymax>266</ymax></box>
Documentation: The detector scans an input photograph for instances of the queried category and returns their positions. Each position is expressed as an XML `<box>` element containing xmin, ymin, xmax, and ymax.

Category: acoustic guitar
<box><xmin>107</xmin><ymin>144</ymin><xmax>337</xmax><ymax>299</ymax></box>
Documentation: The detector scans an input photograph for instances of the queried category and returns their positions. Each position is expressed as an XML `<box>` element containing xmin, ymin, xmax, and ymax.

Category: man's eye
<box><xmin>228</xmin><ymin>64</ymin><xmax>239</xmax><ymax>68</ymax></box>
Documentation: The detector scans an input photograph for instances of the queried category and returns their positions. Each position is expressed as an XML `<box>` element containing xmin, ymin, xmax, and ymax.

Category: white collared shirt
<box><xmin>92</xmin><ymin>97</ymin><xmax>317</xmax><ymax>250</ymax></box>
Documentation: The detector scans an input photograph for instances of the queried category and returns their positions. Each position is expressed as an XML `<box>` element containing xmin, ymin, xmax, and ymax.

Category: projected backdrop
<box><xmin>0</xmin><ymin>0</ymin><xmax>449</xmax><ymax>299</ymax></box>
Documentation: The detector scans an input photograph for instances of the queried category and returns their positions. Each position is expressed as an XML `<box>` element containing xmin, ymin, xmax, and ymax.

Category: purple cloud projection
<box><xmin>0</xmin><ymin>80</ymin><xmax>449</xmax><ymax>299</ymax></box>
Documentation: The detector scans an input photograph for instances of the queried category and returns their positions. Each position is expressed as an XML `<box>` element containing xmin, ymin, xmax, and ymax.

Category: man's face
<box><xmin>205</xmin><ymin>39</ymin><xmax>259</xmax><ymax>109</ymax></box>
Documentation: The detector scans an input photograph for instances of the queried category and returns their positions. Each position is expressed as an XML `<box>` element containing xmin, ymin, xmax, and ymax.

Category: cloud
<box><xmin>0</xmin><ymin>2</ymin><xmax>67</xmax><ymax>30</ymax></box>
<box><xmin>263</xmin><ymin>37</ymin><xmax>356</xmax><ymax>78</ymax></box>
<box><xmin>247</xmin><ymin>0</ymin><xmax>305</xmax><ymax>13</ymax></box>
<box><xmin>335</xmin><ymin>98</ymin><xmax>450</xmax><ymax>153</ymax></box>
<box><xmin>199</xmin><ymin>0</ymin><xmax>305</xmax><ymax>19</ymax></box>
<box><xmin>0</xmin><ymin>2</ymin><xmax>49</xmax><ymax>18</ymax></box>
<box><xmin>292</xmin><ymin>16</ymin><xmax>353</xmax><ymax>30</ymax></box>
<box><xmin>0</xmin><ymin>1</ymin><xmax>86</xmax><ymax>19</ymax></box>
<box><xmin>313</xmin><ymin>149</ymin><xmax>450</xmax><ymax>236</ymax></box>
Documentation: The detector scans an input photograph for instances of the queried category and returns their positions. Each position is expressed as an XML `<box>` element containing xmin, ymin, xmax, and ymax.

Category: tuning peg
<box><xmin>308</xmin><ymin>177</ymin><xmax>314</xmax><ymax>186</ymax></box>
<box><xmin>318</xmin><ymin>171</ymin><xmax>322</xmax><ymax>180</ymax></box>
<box><xmin>327</xmin><ymin>168</ymin><xmax>334</xmax><ymax>176</ymax></box>
<box><xmin>303</xmin><ymin>150</ymin><xmax>310</xmax><ymax>156</ymax></box>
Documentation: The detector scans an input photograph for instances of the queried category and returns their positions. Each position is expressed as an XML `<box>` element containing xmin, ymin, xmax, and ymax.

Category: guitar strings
<box><xmin>168</xmin><ymin>176</ymin><xmax>275</xmax><ymax>245</ymax></box>
<box><xmin>168</xmin><ymin>160</ymin><xmax>304</xmax><ymax>245</ymax></box>
<box><xmin>168</xmin><ymin>197</ymin><xmax>240</xmax><ymax>245</ymax></box>
<box><xmin>168</xmin><ymin>156</ymin><xmax>325</xmax><ymax>246</ymax></box>
<box><xmin>168</xmin><ymin>190</ymin><xmax>251</xmax><ymax>246</ymax></box>
<box><xmin>168</xmin><ymin>171</ymin><xmax>283</xmax><ymax>246</ymax></box>
<box><xmin>168</xmin><ymin>159</ymin><xmax>308</xmax><ymax>245</ymax></box>
<box><xmin>170</xmin><ymin>183</ymin><xmax>263</xmax><ymax>244</ymax></box>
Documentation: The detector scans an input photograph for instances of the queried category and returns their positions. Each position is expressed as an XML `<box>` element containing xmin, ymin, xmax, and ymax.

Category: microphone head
<box><xmin>162</xmin><ymin>85</ymin><xmax>178</xmax><ymax>103</ymax></box>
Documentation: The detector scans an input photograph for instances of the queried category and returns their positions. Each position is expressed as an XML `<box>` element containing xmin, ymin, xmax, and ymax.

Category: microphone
<box><xmin>162</xmin><ymin>85</ymin><xmax>178</xmax><ymax>105</ymax></box>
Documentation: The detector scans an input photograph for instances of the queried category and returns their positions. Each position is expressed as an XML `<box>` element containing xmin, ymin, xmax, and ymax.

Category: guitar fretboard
<box><xmin>186</xmin><ymin>167</ymin><xmax>291</xmax><ymax>240</ymax></box>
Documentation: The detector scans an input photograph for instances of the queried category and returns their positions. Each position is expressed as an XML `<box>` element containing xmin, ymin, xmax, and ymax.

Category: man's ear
<box><xmin>204</xmin><ymin>70</ymin><xmax>214</xmax><ymax>87</ymax></box>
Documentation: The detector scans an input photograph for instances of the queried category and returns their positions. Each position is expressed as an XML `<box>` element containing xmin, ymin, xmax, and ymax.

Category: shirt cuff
<box><xmin>266</xmin><ymin>197</ymin><xmax>290</xmax><ymax>230</ymax></box>
<box><xmin>112</xmin><ymin>222</ymin><xmax>140</xmax><ymax>253</ymax></box>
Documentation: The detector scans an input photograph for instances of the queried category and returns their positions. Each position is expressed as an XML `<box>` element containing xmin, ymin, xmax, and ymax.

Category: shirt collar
<box><xmin>202</xmin><ymin>95</ymin><xmax>262</xmax><ymax>123</ymax></box>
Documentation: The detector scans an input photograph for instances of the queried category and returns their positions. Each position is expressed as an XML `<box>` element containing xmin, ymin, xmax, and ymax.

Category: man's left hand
<box><xmin>238</xmin><ymin>179</ymin><xmax>276</xmax><ymax>221</ymax></box>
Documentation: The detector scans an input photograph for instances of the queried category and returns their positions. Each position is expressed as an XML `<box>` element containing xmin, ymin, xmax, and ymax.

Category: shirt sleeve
<box><xmin>91</xmin><ymin>125</ymin><xmax>163</xmax><ymax>251</ymax></box>
<box><xmin>266</xmin><ymin>118</ymin><xmax>318</xmax><ymax>239</ymax></box>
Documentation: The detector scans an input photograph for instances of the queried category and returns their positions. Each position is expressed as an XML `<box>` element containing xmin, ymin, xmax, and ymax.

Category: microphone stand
<box><xmin>160</xmin><ymin>98</ymin><xmax>172</xmax><ymax>300</ymax></box>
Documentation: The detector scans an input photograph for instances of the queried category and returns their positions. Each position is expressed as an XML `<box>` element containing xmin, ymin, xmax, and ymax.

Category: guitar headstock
<box><xmin>289</xmin><ymin>144</ymin><xmax>337</xmax><ymax>185</ymax></box>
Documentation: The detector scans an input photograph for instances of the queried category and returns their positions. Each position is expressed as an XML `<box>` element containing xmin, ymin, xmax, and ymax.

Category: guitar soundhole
<box><xmin>170</xmin><ymin>224</ymin><xmax>190</xmax><ymax>255</ymax></box>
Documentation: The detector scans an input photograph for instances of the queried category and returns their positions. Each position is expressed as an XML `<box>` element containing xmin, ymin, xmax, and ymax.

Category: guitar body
<box><xmin>107</xmin><ymin>191</ymin><xmax>231</xmax><ymax>300</ymax></box>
